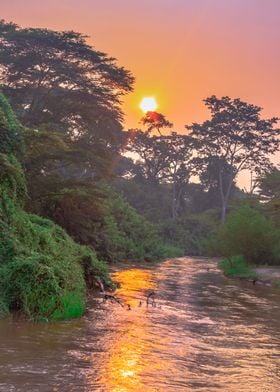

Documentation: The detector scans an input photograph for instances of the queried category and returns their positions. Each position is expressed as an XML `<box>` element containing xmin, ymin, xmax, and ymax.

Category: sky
<box><xmin>1</xmin><ymin>0</ymin><xmax>280</xmax><ymax>185</ymax></box>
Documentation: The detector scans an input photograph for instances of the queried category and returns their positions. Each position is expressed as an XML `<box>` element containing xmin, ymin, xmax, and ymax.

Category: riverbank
<box><xmin>219</xmin><ymin>257</ymin><xmax>280</xmax><ymax>289</ymax></box>
<box><xmin>254</xmin><ymin>266</ymin><xmax>280</xmax><ymax>288</ymax></box>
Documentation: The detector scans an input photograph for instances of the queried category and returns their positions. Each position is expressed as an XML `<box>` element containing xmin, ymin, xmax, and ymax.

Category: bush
<box><xmin>160</xmin><ymin>210</ymin><xmax>219</xmax><ymax>256</ymax></box>
<box><xmin>93</xmin><ymin>193</ymin><xmax>183</xmax><ymax>262</ymax></box>
<box><xmin>47</xmin><ymin>188</ymin><xmax>182</xmax><ymax>263</ymax></box>
<box><xmin>213</xmin><ymin>205</ymin><xmax>280</xmax><ymax>265</ymax></box>
<box><xmin>0</xmin><ymin>203</ymin><xmax>111</xmax><ymax>321</ymax></box>
<box><xmin>218</xmin><ymin>255</ymin><xmax>257</xmax><ymax>278</ymax></box>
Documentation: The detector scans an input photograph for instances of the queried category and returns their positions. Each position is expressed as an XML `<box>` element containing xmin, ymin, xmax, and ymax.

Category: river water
<box><xmin>0</xmin><ymin>257</ymin><xmax>280</xmax><ymax>391</ymax></box>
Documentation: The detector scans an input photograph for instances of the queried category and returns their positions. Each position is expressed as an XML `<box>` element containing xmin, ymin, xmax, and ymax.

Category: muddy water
<box><xmin>0</xmin><ymin>258</ymin><xmax>280</xmax><ymax>391</ymax></box>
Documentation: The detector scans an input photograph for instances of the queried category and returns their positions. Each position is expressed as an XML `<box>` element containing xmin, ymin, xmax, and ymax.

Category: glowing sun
<box><xmin>140</xmin><ymin>97</ymin><xmax>158</xmax><ymax>113</ymax></box>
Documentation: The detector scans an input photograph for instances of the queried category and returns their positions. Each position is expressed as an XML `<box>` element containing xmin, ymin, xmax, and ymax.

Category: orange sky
<box><xmin>1</xmin><ymin>0</ymin><xmax>280</xmax><ymax>184</ymax></box>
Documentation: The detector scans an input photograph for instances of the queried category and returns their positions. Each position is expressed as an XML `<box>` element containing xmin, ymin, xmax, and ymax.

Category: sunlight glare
<box><xmin>140</xmin><ymin>97</ymin><xmax>158</xmax><ymax>113</ymax></box>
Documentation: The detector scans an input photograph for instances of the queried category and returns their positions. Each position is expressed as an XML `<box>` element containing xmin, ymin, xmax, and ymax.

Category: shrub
<box><xmin>160</xmin><ymin>210</ymin><xmax>219</xmax><ymax>256</ymax></box>
<box><xmin>47</xmin><ymin>188</ymin><xmax>182</xmax><ymax>263</ymax></box>
<box><xmin>214</xmin><ymin>205</ymin><xmax>280</xmax><ymax>265</ymax></box>
<box><xmin>218</xmin><ymin>255</ymin><xmax>257</xmax><ymax>278</ymax></box>
<box><xmin>0</xmin><ymin>203</ymin><xmax>111</xmax><ymax>321</ymax></box>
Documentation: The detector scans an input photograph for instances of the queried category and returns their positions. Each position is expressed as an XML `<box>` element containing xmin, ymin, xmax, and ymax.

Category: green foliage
<box><xmin>212</xmin><ymin>205</ymin><xmax>280</xmax><ymax>265</ymax></box>
<box><xmin>0</xmin><ymin>190</ymin><xmax>111</xmax><ymax>320</ymax></box>
<box><xmin>46</xmin><ymin>187</ymin><xmax>182</xmax><ymax>263</ymax></box>
<box><xmin>103</xmin><ymin>193</ymin><xmax>183</xmax><ymax>262</ymax></box>
<box><xmin>0</xmin><ymin>254</ymin><xmax>84</xmax><ymax>320</ymax></box>
<box><xmin>0</xmin><ymin>20</ymin><xmax>133</xmax><ymax>189</ymax></box>
<box><xmin>114</xmin><ymin>178</ymin><xmax>173</xmax><ymax>222</ymax></box>
<box><xmin>0</xmin><ymin>191</ymin><xmax>110</xmax><ymax>320</ymax></box>
<box><xmin>259</xmin><ymin>169</ymin><xmax>280</xmax><ymax>227</ymax></box>
<box><xmin>126</xmin><ymin>130</ymin><xmax>192</xmax><ymax>218</ymax></box>
<box><xmin>187</xmin><ymin>95</ymin><xmax>280</xmax><ymax>222</ymax></box>
<box><xmin>258</xmin><ymin>169</ymin><xmax>280</xmax><ymax>200</ymax></box>
<box><xmin>0</xmin><ymin>298</ymin><xmax>9</xmax><ymax>317</ymax></box>
<box><xmin>0</xmin><ymin>93</ymin><xmax>23</xmax><ymax>155</ymax></box>
<box><xmin>0</xmin><ymin>94</ymin><xmax>110</xmax><ymax>321</ymax></box>
<box><xmin>114</xmin><ymin>177</ymin><xmax>220</xmax><ymax>256</ymax></box>
<box><xmin>160</xmin><ymin>211</ymin><xmax>219</xmax><ymax>256</ymax></box>
<box><xmin>218</xmin><ymin>255</ymin><xmax>257</xmax><ymax>279</ymax></box>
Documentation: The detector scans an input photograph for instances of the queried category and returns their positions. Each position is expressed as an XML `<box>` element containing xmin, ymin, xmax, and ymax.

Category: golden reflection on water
<box><xmin>98</xmin><ymin>268</ymin><xmax>166</xmax><ymax>391</ymax></box>
<box><xmin>114</xmin><ymin>268</ymin><xmax>156</xmax><ymax>304</ymax></box>
<box><xmin>1</xmin><ymin>259</ymin><xmax>280</xmax><ymax>390</ymax></box>
<box><xmin>87</xmin><ymin>263</ymin><xmax>280</xmax><ymax>391</ymax></box>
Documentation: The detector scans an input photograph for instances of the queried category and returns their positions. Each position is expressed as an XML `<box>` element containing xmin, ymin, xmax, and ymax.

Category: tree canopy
<box><xmin>187</xmin><ymin>95</ymin><xmax>280</xmax><ymax>222</ymax></box>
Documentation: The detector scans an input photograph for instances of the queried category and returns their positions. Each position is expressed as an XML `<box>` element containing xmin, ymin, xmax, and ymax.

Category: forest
<box><xmin>0</xmin><ymin>20</ymin><xmax>279</xmax><ymax>321</ymax></box>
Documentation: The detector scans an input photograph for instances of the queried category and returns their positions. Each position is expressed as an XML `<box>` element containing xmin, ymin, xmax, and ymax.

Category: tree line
<box><xmin>0</xmin><ymin>20</ymin><xmax>279</xmax><ymax>319</ymax></box>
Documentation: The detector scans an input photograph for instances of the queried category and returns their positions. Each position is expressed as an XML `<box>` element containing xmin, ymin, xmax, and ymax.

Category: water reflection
<box><xmin>0</xmin><ymin>258</ymin><xmax>280</xmax><ymax>391</ymax></box>
<box><xmin>101</xmin><ymin>269</ymin><xmax>156</xmax><ymax>392</ymax></box>
<box><xmin>92</xmin><ymin>268</ymin><xmax>168</xmax><ymax>391</ymax></box>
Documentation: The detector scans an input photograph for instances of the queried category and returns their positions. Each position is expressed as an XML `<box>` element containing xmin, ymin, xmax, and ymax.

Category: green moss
<box><xmin>218</xmin><ymin>255</ymin><xmax>257</xmax><ymax>279</ymax></box>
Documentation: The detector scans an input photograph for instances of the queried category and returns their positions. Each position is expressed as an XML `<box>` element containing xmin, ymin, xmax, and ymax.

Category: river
<box><xmin>0</xmin><ymin>257</ymin><xmax>280</xmax><ymax>391</ymax></box>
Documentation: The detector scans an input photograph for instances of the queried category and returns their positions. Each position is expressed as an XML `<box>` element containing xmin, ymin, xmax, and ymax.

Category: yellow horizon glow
<box><xmin>139</xmin><ymin>97</ymin><xmax>158</xmax><ymax>113</ymax></box>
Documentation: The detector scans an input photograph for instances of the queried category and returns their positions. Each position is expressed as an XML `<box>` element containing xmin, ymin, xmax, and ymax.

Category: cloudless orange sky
<box><xmin>1</xmin><ymin>0</ymin><xmax>280</xmax><ymax>183</ymax></box>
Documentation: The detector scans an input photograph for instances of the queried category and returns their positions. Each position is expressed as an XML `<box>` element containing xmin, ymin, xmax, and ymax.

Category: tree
<box><xmin>0</xmin><ymin>93</ymin><xmax>23</xmax><ymax>156</ymax></box>
<box><xmin>0</xmin><ymin>20</ymin><xmax>134</xmax><ymax>180</ymax></box>
<box><xmin>0</xmin><ymin>20</ymin><xmax>135</xmax><ymax>222</ymax></box>
<box><xmin>127</xmin><ymin>129</ymin><xmax>192</xmax><ymax>218</ymax></box>
<box><xmin>187</xmin><ymin>96</ymin><xmax>280</xmax><ymax>223</ymax></box>
<box><xmin>258</xmin><ymin>168</ymin><xmax>280</xmax><ymax>226</ymax></box>
<box><xmin>258</xmin><ymin>168</ymin><xmax>280</xmax><ymax>201</ymax></box>
<box><xmin>0</xmin><ymin>20</ymin><xmax>133</xmax><ymax>130</ymax></box>
<box><xmin>216</xmin><ymin>205</ymin><xmax>280</xmax><ymax>265</ymax></box>
<box><xmin>140</xmin><ymin>111</ymin><xmax>173</xmax><ymax>135</ymax></box>
<box><xmin>0</xmin><ymin>91</ymin><xmax>113</xmax><ymax>321</ymax></box>
<box><xmin>199</xmin><ymin>156</ymin><xmax>244</xmax><ymax>210</ymax></box>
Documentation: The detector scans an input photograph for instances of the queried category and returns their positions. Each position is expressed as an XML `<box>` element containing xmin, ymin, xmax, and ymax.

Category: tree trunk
<box><xmin>218</xmin><ymin>168</ymin><xmax>226</xmax><ymax>223</ymax></box>
<box><xmin>221</xmin><ymin>200</ymin><xmax>226</xmax><ymax>224</ymax></box>
<box><xmin>171</xmin><ymin>182</ymin><xmax>177</xmax><ymax>219</ymax></box>
<box><xmin>219</xmin><ymin>168</ymin><xmax>235</xmax><ymax>224</ymax></box>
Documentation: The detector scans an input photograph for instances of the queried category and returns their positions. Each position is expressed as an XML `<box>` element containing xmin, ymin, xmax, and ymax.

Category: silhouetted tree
<box><xmin>258</xmin><ymin>168</ymin><xmax>280</xmax><ymax>201</ymax></box>
<box><xmin>0</xmin><ymin>20</ymin><xmax>134</xmax><ymax>182</ymax></box>
<box><xmin>127</xmin><ymin>129</ymin><xmax>192</xmax><ymax>218</ymax></box>
<box><xmin>140</xmin><ymin>111</ymin><xmax>172</xmax><ymax>135</ymax></box>
<box><xmin>0</xmin><ymin>20</ymin><xmax>135</xmax><ymax>219</ymax></box>
<box><xmin>187</xmin><ymin>96</ymin><xmax>280</xmax><ymax>222</ymax></box>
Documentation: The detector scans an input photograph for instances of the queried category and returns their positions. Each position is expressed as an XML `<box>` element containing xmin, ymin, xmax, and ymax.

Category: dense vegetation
<box><xmin>0</xmin><ymin>19</ymin><xmax>279</xmax><ymax>320</ymax></box>
<box><xmin>0</xmin><ymin>93</ymin><xmax>110</xmax><ymax>320</ymax></box>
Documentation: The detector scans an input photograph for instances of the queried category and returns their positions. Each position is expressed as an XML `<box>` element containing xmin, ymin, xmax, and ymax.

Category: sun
<box><xmin>140</xmin><ymin>97</ymin><xmax>158</xmax><ymax>113</ymax></box>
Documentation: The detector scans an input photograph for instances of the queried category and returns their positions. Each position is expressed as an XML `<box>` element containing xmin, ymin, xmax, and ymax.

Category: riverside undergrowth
<box><xmin>0</xmin><ymin>93</ymin><xmax>110</xmax><ymax>321</ymax></box>
<box><xmin>218</xmin><ymin>255</ymin><xmax>257</xmax><ymax>279</ymax></box>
